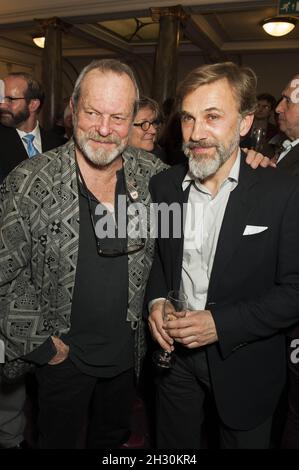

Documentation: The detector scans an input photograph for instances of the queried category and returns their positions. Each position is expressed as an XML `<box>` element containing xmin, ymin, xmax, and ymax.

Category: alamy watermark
<box><xmin>290</xmin><ymin>339</ymin><xmax>299</xmax><ymax>364</ymax></box>
<box><xmin>290</xmin><ymin>79</ymin><xmax>299</xmax><ymax>104</ymax></box>
<box><xmin>93</xmin><ymin>196</ymin><xmax>205</xmax><ymax>250</ymax></box>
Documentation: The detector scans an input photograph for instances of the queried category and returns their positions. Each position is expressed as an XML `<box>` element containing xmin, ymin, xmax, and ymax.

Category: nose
<box><xmin>146</xmin><ymin>123</ymin><xmax>157</xmax><ymax>135</ymax></box>
<box><xmin>190</xmin><ymin>118</ymin><xmax>208</xmax><ymax>142</ymax></box>
<box><xmin>94</xmin><ymin>115</ymin><xmax>112</xmax><ymax>136</ymax></box>
<box><xmin>276</xmin><ymin>99</ymin><xmax>285</xmax><ymax>114</ymax></box>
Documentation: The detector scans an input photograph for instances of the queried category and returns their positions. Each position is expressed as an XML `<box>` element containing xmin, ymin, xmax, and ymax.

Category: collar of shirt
<box><xmin>17</xmin><ymin>122</ymin><xmax>42</xmax><ymax>153</ymax></box>
<box><xmin>78</xmin><ymin>167</ymin><xmax>125</xmax><ymax>203</ymax></box>
<box><xmin>277</xmin><ymin>137</ymin><xmax>299</xmax><ymax>164</ymax></box>
<box><xmin>182</xmin><ymin>148</ymin><xmax>241</xmax><ymax>192</ymax></box>
<box><xmin>282</xmin><ymin>137</ymin><xmax>299</xmax><ymax>150</ymax></box>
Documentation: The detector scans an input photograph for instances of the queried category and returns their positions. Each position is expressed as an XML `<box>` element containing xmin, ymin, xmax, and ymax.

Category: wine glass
<box><xmin>153</xmin><ymin>290</ymin><xmax>188</xmax><ymax>369</ymax></box>
<box><xmin>251</xmin><ymin>127</ymin><xmax>266</xmax><ymax>152</ymax></box>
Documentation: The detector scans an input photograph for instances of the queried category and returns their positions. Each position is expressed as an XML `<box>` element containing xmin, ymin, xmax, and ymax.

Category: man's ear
<box><xmin>240</xmin><ymin>113</ymin><xmax>254</xmax><ymax>137</ymax></box>
<box><xmin>29</xmin><ymin>98</ymin><xmax>41</xmax><ymax>113</ymax></box>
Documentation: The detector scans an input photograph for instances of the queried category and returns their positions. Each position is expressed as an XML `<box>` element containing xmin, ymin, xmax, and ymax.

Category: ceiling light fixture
<box><xmin>32</xmin><ymin>35</ymin><xmax>45</xmax><ymax>48</ymax></box>
<box><xmin>262</xmin><ymin>16</ymin><xmax>296</xmax><ymax>37</ymax></box>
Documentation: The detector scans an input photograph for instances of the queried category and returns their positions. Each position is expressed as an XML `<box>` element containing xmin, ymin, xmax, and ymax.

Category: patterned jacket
<box><xmin>0</xmin><ymin>140</ymin><xmax>167</xmax><ymax>378</ymax></box>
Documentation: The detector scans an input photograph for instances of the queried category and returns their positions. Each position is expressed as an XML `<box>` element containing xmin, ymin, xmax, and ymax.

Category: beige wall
<box><xmin>177</xmin><ymin>51</ymin><xmax>299</xmax><ymax>101</ymax></box>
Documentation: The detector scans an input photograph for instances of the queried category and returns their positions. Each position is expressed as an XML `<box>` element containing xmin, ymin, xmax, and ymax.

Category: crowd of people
<box><xmin>0</xmin><ymin>58</ymin><xmax>299</xmax><ymax>449</ymax></box>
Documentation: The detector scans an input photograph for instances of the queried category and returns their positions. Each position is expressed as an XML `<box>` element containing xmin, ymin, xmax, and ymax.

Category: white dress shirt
<box><xmin>149</xmin><ymin>151</ymin><xmax>241</xmax><ymax>312</ymax></box>
<box><xmin>17</xmin><ymin>122</ymin><xmax>42</xmax><ymax>155</ymax></box>
<box><xmin>180</xmin><ymin>152</ymin><xmax>240</xmax><ymax>310</ymax></box>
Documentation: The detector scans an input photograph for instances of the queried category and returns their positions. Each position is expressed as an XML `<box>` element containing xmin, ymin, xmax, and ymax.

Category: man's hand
<box><xmin>148</xmin><ymin>300</ymin><xmax>174</xmax><ymax>353</ymax></box>
<box><xmin>243</xmin><ymin>148</ymin><xmax>276</xmax><ymax>169</ymax></box>
<box><xmin>48</xmin><ymin>336</ymin><xmax>69</xmax><ymax>365</ymax></box>
<box><xmin>164</xmin><ymin>310</ymin><xmax>218</xmax><ymax>349</ymax></box>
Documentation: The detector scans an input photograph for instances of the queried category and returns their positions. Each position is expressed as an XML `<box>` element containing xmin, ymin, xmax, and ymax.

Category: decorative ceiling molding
<box><xmin>63</xmin><ymin>47</ymin><xmax>117</xmax><ymax>57</ymax></box>
<box><xmin>71</xmin><ymin>24</ymin><xmax>133</xmax><ymax>54</ymax></box>
<box><xmin>190</xmin><ymin>14</ymin><xmax>223</xmax><ymax>48</ymax></box>
<box><xmin>184</xmin><ymin>15</ymin><xmax>227</xmax><ymax>62</ymax></box>
<box><xmin>0</xmin><ymin>0</ymin><xmax>295</xmax><ymax>59</ymax></box>
<box><xmin>0</xmin><ymin>36</ymin><xmax>40</xmax><ymax>56</ymax></box>
<box><xmin>0</xmin><ymin>1</ymin><xmax>273</xmax><ymax>25</ymax></box>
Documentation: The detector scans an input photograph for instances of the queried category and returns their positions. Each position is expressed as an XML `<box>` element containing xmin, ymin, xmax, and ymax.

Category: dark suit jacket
<box><xmin>278</xmin><ymin>143</ymin><xmax>299</xmax><ymax>177</ymax></box>
<box><xmin>0</xmin><ymin>123</ymin><xmax>65</xmax><ymax>182</ymax></box>
<box><xmin>278</xmin><ymin>143</ymin><xmax>299</xmax><ymax>339</ymax></box>
<box><xmin>147</xmin><ymin>153</ymin><xmax>299</xmax><ymax>430</ymax></box>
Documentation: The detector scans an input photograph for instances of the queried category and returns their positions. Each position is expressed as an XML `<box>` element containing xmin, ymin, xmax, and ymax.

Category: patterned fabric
<box><xmin>0</xmin><ymin>139</ymin><xmax>167</xmax><ymax>379</ymax></box>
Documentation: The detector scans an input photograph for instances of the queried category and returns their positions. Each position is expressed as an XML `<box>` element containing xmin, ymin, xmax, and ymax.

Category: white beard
<box><xmin>187</xmin><ymin>151</ymin><xmax>224</xmax><ymax>180</ymax></box>
<box><xmin>183</xmin><ymin>124</ymin><xmax>241</xmax><ymax>180</ymax></box>
<box><xmin>77</xmin><ymin>138</ymin><xmax>126</xmax><ymax>167</ymax></box>
<box><xmin>73</xmin><ymin>119</ymin><xmax>127</xmax><ymax>167</ymax></box>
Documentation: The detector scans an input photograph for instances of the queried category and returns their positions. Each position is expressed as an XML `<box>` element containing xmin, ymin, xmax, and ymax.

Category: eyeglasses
<box><xmin>133</xmin><ymin>120</ymin><xmax>161</xmax><ymax>131</ymax></box>
<box><xmin>76</xmin><ymin>160</ymin><xmax>145</xmax><ymax>257</ymax></box>
<box><xmin>0</xmin><ymin>96</ymin><xmax>26</xmax><ymax>104</ymax></box>
<box><xmin>96</xmin><ymin>239</ymin><xmax>145</xmax><ymax>257</ymax></box>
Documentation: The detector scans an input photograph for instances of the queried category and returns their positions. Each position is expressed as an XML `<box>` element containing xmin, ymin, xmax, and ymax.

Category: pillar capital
<box><xmin>150</xmin><ymin>5</ymin><xmax>188</xmax><ymax>23</ymax></box>
<box><xmin>35</xmin><ymin>17</ymin><xmax>70</xmax><ymax>33</ymax></box>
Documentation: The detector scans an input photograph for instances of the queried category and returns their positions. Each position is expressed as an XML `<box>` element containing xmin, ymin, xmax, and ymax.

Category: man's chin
<box><xmin>0</xmin><ymin>117</ymin><xmax>14</xmax><ymax>127</ymax></box>
<box><xmin>188</xmin><ymin>149</ymin><xmax>215</xmax><ymax>161</ymax></box>
<box><xmin>85</xmin><ymin>147</ymin><xmax>122</xmax><ymax>167</ymax></box>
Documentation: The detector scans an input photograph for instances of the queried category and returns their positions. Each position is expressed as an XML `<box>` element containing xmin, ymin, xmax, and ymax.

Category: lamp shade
<box><xmin>33</xmin><ymin>36</ymin><xmax>45</xmax><ymax>48</ymax></box>
<box><xmin>262</xmin><ymin>17</ymin><xmax>296</xmax><ymax>37</ymax></box>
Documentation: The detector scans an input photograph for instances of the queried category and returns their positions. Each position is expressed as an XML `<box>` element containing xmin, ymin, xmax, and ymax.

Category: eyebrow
<box><xmin>83</xmin><ymin>104</ymin><xmax>131</xmax><ymax>117</ymax></box>
<box><xmin>203</xmin><ymin>107</ymin><xmax>224</xmax><ymax>113</ymax></box>
<box><xmin>281</xmin><ymin>94</ymin><xmax>291</xmax><ymax>101</ymax></box>
<box><xmin>181</xmin><ymin>107</ymin><xmax>224</xmax><ymax>116</ymax></box>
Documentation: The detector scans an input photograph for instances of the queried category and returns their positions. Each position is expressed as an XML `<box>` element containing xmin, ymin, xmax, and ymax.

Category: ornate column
<box><xmin>37</xmin><ymin>18</ymin><xmax>68</xmax><ymax>130</ymax></box>
<box><xmin>151</xmin><ymin>5</ymin><xmax>187</xmax><ymax>106</ymax></box>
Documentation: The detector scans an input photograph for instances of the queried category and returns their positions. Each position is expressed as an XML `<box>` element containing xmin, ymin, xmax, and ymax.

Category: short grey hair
<box><xmin>177</xmin><ymin>61</ymin><xmax>257</xmax><ymax>117</ymax></box>
<box><xmin>71</xmin><ymin>59</ymin><xmax>139</xmax><ymax>116</ymax></box>
<box><xmin>136</xmin><ymin>96</ymin><xmax>162</xmax><ymax>121</ymax></box>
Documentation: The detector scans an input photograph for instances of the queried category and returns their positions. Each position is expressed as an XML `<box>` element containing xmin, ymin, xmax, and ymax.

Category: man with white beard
<box><xmin>147</xmin><ymin>62</ymin><xmax>299</xmax><ymax>449</ymax></box>
<box><xmin>0</xmin><ymin>59</ymin><xmax>167</xmax><ymax>448</ymax></box>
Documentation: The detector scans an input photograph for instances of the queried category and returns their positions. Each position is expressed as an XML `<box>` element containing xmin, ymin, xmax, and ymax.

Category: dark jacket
<box><xmin>278</xmin><ymin>142</ymin><xmax>299</xmax><ymax>177</ymax></box>
<box><xmin>0</xmin><ymin>140</ymin><xmax>167</xmax><ymax>379</ymax></box>
<box><xmin>0</xmin><ymin>123</ymin><xmax>65</xmax><ymax>182</ymax></box>
<box><xmin>147</xmin><ymin>153</ymin><xmax>299</xmax><ymax>430</ymax></box>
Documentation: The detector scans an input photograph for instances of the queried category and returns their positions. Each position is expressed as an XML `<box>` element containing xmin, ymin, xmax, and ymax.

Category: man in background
<box><xmin>241</xmin><ymin>92</ymin><xmax>278</xmax><ymax>154</ymax></box>
<box><xmin>0</xmin><ymin>72</ymin><xmax>65</xmax><ymax>448</ymax></box>
<box><xmin>275</xmin><ymin>74</ymin><xmax>299</xmax><ymax>448</ymax></box>
<box><xmin>0</xmin><ymin>72</ymin><xmax>65</xmax><ymax>182</ymax></box>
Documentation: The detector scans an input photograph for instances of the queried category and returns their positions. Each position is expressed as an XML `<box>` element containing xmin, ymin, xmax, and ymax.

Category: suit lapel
<box><xmin>208</xmin><ymin>155</ymin><xmax>260</xmax><ymax>296</ymax></box>
<box><xmin>170</xmin><ymin>164</ymin><xmax>190</xmax><ymax>290</ymax></box>
<box><xmin>278</xmin><ymin>144</ymin><xmax>299</xmax><ymax>173</ymax></box>
<box><xmin>12</xmin><ymin>129</ymin><xmax>28</xmax><ymax>167</ymax></box>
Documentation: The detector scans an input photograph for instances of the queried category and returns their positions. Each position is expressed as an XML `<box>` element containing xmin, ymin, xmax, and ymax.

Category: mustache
<box><xmin>87</xmin><ymin>131</ymin><xmax>121</xmax><ymax>145</ymax></box>
<box><xmin>184</xmin><ymin>140</ymin><xmax>219</xmax><ymax>150</ymax></box>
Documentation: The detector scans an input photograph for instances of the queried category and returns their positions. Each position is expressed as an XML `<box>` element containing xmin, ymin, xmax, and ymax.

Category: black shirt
<box><xmin>63</xmin><ymin>169</ymin><xmax>133</xmax><ymax>377</ymax></box>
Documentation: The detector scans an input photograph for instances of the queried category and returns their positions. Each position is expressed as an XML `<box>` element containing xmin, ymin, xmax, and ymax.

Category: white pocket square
<box><xmin>243</xmin><ymin>225</ymin><xmax>268</xmax><ymax>236</ymax></box>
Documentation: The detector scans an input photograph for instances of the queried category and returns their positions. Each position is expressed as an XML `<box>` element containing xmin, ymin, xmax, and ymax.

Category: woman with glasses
<box><xmin>241</xmin><ymin>92</ymin><xmax>278</xmax><ymax>154</ymax></box>
<box><xmin>129</xmin><ymin>96</ymin><xmax>166</xmax><ymax>161</ymax></box>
